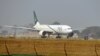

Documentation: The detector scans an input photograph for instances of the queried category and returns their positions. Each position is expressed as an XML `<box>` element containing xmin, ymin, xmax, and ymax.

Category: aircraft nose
<box><xmin>68</xmin><ymin>29</ymin><xmax>73</xmax><ymax>33</ymax></box>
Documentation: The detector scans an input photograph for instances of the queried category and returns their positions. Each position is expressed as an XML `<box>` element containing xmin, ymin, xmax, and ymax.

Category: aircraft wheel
<box><xmin>56</xmin><ymin>35</ymin><xmax>61</xmax><ymax>38</ymax></box>
<box><xmin>67</xmin><ymin>32</ymin><xmax>74</xmax><ymax>39</ymax></box>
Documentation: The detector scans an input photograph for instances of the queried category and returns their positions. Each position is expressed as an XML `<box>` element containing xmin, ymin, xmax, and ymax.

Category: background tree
<box><xmin>80</xmin><ymin>26</ymin><xmax>100</xmax><ymax>39</ymax></box>
<box><xmin>0</xmin><ymin>26</ymin><xmax>2</xmax><ymax>34</ymax></box>
<box><xmin>0</xmin><ymin>26</ymin><xmax>2</xmax><ymax>29</ymax></box>
<box><xmin>73</xmin><ymin>30</ymin><xmax>80</xmax><ymax>36</ymax></box>
<box><xmin>52</xmin><ymin>21</ymin><xmax>60</xmax><ymax>25</ymax></box>
<box><xmin>1</xmin><ymin>30</ymin><xmax>8</xmax><ymax>36</ymax></box>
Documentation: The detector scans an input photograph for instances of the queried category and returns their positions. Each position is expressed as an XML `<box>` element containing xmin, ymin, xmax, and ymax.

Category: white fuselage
<box><xmin>34</xmin><ymin>24</ymin><xmax>73</xmax><ymax>35</ymax></box>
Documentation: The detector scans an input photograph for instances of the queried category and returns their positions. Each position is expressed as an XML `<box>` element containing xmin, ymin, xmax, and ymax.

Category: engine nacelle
<box><xmin>39</xmin><ymin>31</ymin><xmax>45</xmax><ymax>36</ymax></box>
<box><xmin>39</xmin><ymin>31</ymin><xmax>53</xmax><ymax>37</ymax></box>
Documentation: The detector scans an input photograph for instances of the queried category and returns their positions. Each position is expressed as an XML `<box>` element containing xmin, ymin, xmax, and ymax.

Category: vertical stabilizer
<box><xmin>33</xmin><ymin>11</ymin><xmax>40</xmax><ymax>26</ymax></box>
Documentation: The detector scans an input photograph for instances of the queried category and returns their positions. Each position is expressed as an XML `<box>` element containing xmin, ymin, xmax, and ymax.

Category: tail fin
<box><xmin>33</xmin><ymin>11</ymin><xmax>40</xmax><ymax>26</ymax></box>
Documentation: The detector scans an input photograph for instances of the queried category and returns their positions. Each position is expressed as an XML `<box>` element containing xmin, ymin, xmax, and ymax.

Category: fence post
<box><xmin>5</xmin><ymin>41</ymin><xmax>10</xmax><ymax>56</ymax></box>
<box><xmin>95</xmin><ymin>44</ymin><xmax>98</xmax><ymax>56</ymax></box>
<box><xmin>34</xmin><ymin>43</ymin><xmax>38</xmax><ymax>56</ymax></box>
<box><xmin>64</xmin><ymin>43</ymin><xmax>67</xmax><ymax>56</ymax></box>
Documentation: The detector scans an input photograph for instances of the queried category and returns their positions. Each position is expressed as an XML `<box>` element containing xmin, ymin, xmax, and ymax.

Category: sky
<box><xmin>0</xmin><ymin>0</ymin><xmax>100</xmax><ymax>30</ymax></box>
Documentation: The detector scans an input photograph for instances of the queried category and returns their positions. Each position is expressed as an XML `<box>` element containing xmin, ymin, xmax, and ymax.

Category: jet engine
<box><xmin>39</xmin><ymin>31</ymin><xmax>46</xmax><ymax>36</ymax></box>
<box><xmin>39</xmin><ymin>30</ymin><xmax>53</xmax><ymax>38</ymax></box>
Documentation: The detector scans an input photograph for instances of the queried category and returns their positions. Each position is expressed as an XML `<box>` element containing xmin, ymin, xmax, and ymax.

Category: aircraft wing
<box><xmin>3</xmin><ymin>25</ymin><xmax>39</xmax><ymax>31</ymax></box>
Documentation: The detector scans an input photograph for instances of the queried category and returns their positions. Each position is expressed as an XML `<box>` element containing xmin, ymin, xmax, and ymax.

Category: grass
<box><xmin>0</xmin><ymin>38</ymin><xmax>100</xmax><ymax>56</ymax></box>
<box><xmin>0</xmin><ymin>54</ymin><xmax>44</xmax><ymax>56</ymax></box>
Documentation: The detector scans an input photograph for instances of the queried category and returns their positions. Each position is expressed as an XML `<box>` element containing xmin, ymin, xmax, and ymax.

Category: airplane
<box><xmin>3</xmin><ymin>11</ymin><xmax>74</xmax><ymax>38</ymax></box>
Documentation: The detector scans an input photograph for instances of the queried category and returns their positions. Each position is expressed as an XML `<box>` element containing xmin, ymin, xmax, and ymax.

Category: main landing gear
<box><xmin>67</xmin><ymin>32</ymin><xmax>74</xmax><ymax>39</ymax></box>
<box><xmin>40</xmin><ymin>32</ymin><xmax>74</xmax><ymax>39</ymax></box>
<box><xmin>56</xmin><ymin>34</ymin><xmax>61</xmax><ymax>38</ymax></box>
<box><xmin>41</xmin><ymin>32</ymin><xmax>52</xmax><ymax>38</ymax></box>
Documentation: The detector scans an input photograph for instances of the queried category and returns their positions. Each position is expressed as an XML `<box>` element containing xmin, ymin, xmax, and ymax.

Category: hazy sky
<box><xmin>0</xmin><ymin>0</ymin><xmax>100</xmax><ymax>30</ymax></box>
